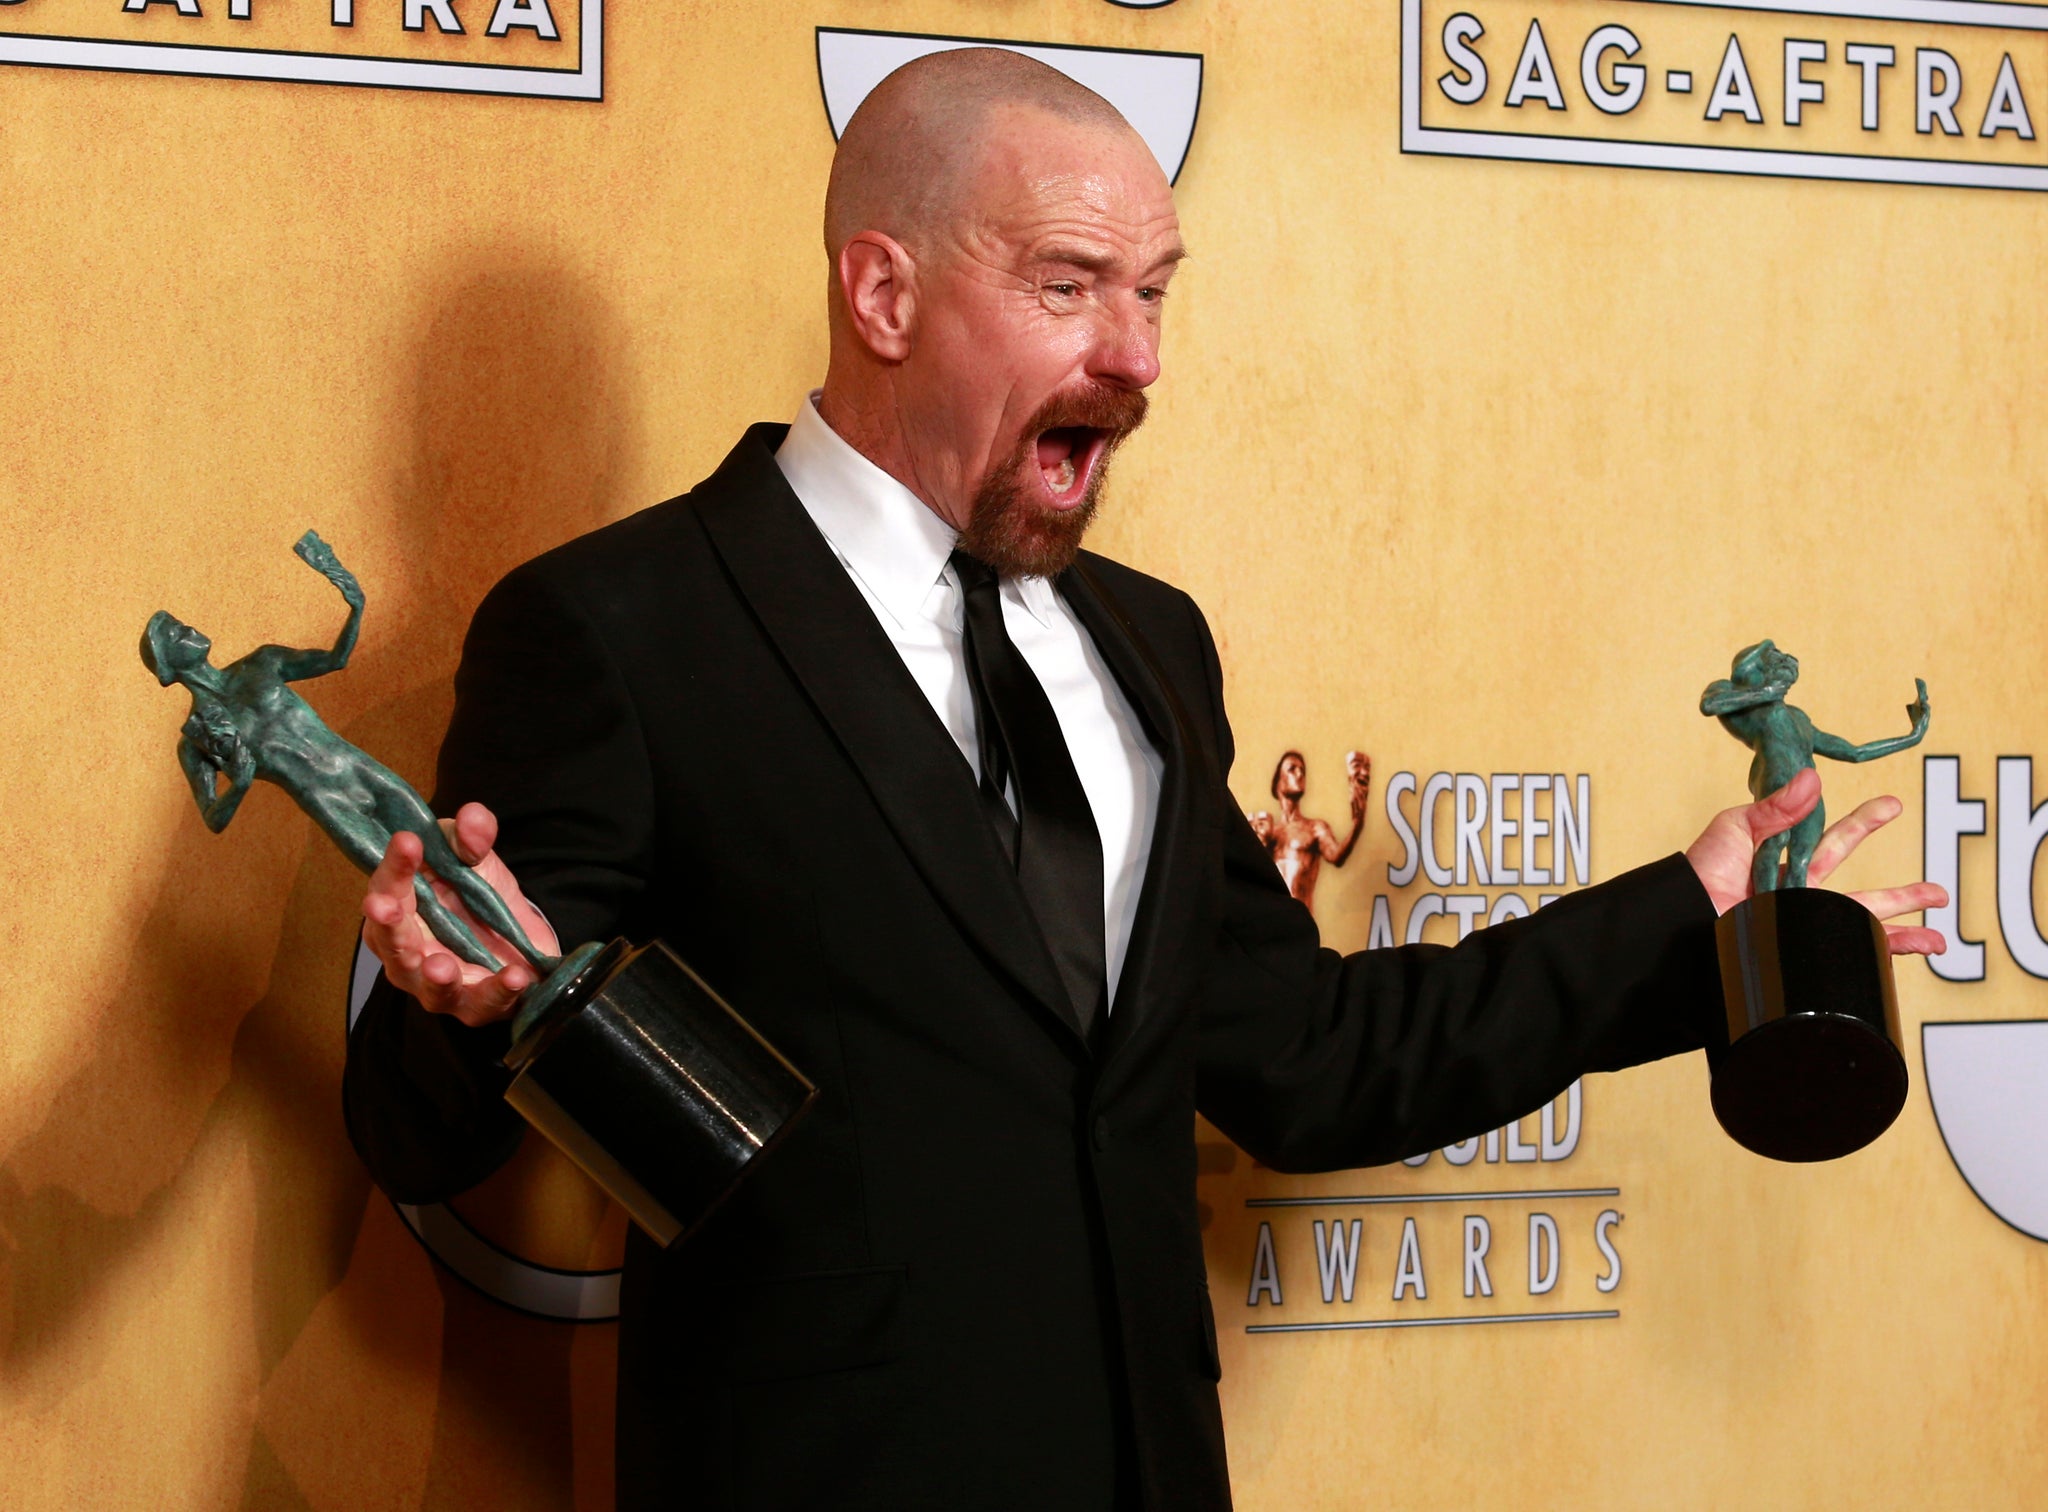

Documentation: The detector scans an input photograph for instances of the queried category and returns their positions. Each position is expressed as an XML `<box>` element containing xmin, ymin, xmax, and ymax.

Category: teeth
<box><xmin>1051</xmin><ymin>457</ymin><xmax>1076</xmax><ymax>492</ymax></box>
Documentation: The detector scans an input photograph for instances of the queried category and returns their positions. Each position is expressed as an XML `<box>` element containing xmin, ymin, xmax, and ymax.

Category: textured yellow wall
<box><xmin>2</xmin><ymin>0</ymin><xmax>2042</xmax><ymax>1507</ymax></box>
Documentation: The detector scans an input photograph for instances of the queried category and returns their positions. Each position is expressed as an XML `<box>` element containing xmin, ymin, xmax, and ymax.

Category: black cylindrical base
<box><xmin>501</xmin><ymin>939</ymin><xmax>816</xmax><ymax>1247</ymax></box>
<box><xmin>1710</xmin><ymin>888</ymin><xmax>1908</xmax><ymax>1163</ymax></box>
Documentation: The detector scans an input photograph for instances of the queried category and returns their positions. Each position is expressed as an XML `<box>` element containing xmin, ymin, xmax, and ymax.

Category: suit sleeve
<box><xmin>342</xmin><ymin>560</ymin><xmax>656</xmax><ymax>1204</ymax></box>
<box><xmin>1186</xmin><ymin>596</ymin><xmax>1725</xmax><ymax>1172</ymax></box>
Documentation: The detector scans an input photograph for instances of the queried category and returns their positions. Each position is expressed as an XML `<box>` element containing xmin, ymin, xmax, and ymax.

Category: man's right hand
<box><xmin>361</xmin><ymin>802</ymin><xmax>558</xmax><ymax>1028</ymax></box>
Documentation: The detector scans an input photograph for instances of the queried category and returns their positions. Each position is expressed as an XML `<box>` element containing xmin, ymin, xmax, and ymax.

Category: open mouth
<box><xmin>1034</xmin><ymin>426</ymin><xmax>1110</xmax><ymax>508</ymax></box>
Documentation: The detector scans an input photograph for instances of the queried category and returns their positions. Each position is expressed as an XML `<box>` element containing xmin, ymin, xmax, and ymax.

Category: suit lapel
<box><xmin>692</xmin><ymin>427</ymin><xmax>1087</xmax><ymax>1046</ymax></box>
<box><xmin>1059</xmin><ymin>558</ymin><xmax>1210</xmax><ymax>1072</ymax></box>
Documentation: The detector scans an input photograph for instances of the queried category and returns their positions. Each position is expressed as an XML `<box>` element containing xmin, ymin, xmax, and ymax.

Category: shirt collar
<box><xmin>1008</xmin><ymin>574</ymin><xmax>1059</xmax><ymax>627</ymax></box>
<box><xmin>774</xmin><ymin>393</ymin><xmax>957</xmax><ymax>630</ymax></box>
<box><xmin>774</xmin><ymin>392</ymin><xmax>1063</xmax><ymax>629</ymax></box>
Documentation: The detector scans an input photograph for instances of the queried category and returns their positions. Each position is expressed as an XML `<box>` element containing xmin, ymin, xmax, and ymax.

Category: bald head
<box><xmin>825</xmin><ymin>48</ymin><xmax>1141</xmax><ymax>259</ymax></box>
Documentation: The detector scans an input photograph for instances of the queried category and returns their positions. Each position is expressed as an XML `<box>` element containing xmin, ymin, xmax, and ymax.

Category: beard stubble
<box><xmin>957</xmin><ymin>386</ymin><xmax>1149</xmax><ymax>578</ymax></box>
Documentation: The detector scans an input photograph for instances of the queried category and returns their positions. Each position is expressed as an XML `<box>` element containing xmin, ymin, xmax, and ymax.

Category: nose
<box><xmin>1085</xmin><ymin>297</ymin><xmax>1162</xmax><ymax>390</ymax></box>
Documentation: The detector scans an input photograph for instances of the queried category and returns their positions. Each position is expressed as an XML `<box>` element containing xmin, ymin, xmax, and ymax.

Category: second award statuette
<box><xmin>142</xmin><ymin>530</ymin><xmax>815</xmax><ymax>1246</ymax></box>
<box><xmin>1700</xmin><ymin>640</ymin><xmax>1930</xmax><ymax>1162</ymax></box>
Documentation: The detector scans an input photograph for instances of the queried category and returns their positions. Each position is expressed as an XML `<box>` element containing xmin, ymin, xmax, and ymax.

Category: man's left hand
<box><xmin>1684</xmin><ymin>766</ymin><xmax>1947</xmax><ymax>956</ymax></box>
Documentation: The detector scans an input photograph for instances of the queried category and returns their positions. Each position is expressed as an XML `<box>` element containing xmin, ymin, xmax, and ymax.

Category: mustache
<box><xmin>1024</xmin><ymin>384</ymin><xmax>1149</xmax><ymax>442</ymax></box>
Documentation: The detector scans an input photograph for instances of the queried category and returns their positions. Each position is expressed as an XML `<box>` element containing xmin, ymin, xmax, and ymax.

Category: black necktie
<box><xmin>951</xmin><ymin>549</ymin><xmax>1107</xmax><ymax>1037</ymax></box>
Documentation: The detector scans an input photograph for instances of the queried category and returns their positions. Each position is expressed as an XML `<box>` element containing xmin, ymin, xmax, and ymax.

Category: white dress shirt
<box><xmin>775</xmin><ymin>394</ymin><xmax>1162</xmax><ymax>1010</ymax></box>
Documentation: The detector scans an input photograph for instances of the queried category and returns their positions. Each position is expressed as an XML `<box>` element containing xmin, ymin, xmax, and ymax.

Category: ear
<box><xmin>836</xmin><ymin>232</ymin><xmax>918</xmax><ymax>363</ymax></box>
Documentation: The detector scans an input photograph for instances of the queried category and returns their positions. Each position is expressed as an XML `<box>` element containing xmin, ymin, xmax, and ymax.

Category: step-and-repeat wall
<box><xmin>5</xmin><ymin>1</ymin><xmax>2043</xmax><ymax>1507</ymax></box>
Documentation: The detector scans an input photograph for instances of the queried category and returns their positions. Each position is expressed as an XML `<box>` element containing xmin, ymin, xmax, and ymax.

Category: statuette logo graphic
<box><xmin>1248</xmin><ymin>749</ymin><xmax>1370</xmax><ymax>913</ymax></box>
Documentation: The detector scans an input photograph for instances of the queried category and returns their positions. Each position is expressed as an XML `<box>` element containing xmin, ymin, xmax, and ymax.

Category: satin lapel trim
<box><xmin>1060</xmin><ymin>559</ymin><xmax>1202</xmax><ymax>1068</ymax></box>
<box><xmin>693</xmin><ymin>427</ymin><xmax>1085</xmax><ymax>1045</ymax></box>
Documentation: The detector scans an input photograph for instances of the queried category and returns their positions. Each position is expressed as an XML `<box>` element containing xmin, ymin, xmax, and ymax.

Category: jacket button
<box><xmin>1092</xmin><ymin>1115</ymin><xmax>1111</xmax><ymax>1151</ymax></box>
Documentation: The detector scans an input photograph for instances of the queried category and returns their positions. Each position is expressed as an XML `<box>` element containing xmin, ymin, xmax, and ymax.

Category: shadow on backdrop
<box><xmin>0</xmin><ymin>250</ymin><xmax>638</xmax><ymax>1512</ymax></box>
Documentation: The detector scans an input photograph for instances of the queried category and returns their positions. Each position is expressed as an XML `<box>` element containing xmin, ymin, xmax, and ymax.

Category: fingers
<box><xmin>427</xmin><ymin>808</ymin><xmax>560</xmax><ymax>960</ymax></box>
<box><xmin>415</xmin><ymin>943</ymin><xmax>465</xmax><ymax>1003</ymax></box>
<box><xmin>372</xmin><ymin>915</ymin><xmax>531</xmax><ymax>1028</ymax></box>
<box><xmin>403</xmin><ymin>950</ymin><xmax>529</xmax><ymax>1028</ymax></box>
<box><xmin>362</xmin><ymin>831</ymin><xmax>439</xmax><ymax>981</ymax></box>
<box><xmin>1883</xmin><ymin>923</ymin><xmax>1947</xmax><ymax>957</ymax></box>
<box><xmin>1847</xmin><ymin>882</ymin><xmax>1949</xmax><ymax>921</ymax></box>
<box><xmin>361</xmin><ymin>830</ymin><xmax>425</xmax><ymax>947</ymax></box>
<box><xmin>450</xmin><ymin>802</ymin><xmax>499</xmax><ymax>867</ymax></box>
<box><xmin>463</xmin><ymin>964</ymin><xmax>536</xmax><ymax>1025</ymax></box>
<box><xmin>424</xmin><ymin>873</ymin><xmax>530</xmax><ymax>967</ymax></box>
<box><xmin>1805</xmin><ymin>796</ymin><xmax>1904</xmax><ymax>886</ymax></box>
<box><xmin>1849</xmin><ymin>880</ymin><xmax>1950</xmax><ymax>957</ymax></box>
<box><xmin>1743</xmin><ymin>767</ymin><xmax>1820</xmax><ymax>841</ymax></box>
<box><xmin>361</xmin><ymin>829</ymin><xmax>525</xmax><ymax>1027</ymax></box>
<box><xmin>1685</xmin><ymin>805</ymin><xmax>1768</xmax><ymax>915</ymax></box>
<box><xmin>371</xmin><ymin>827</ymin><xmax>424</xmax><ymax>884</ymax></box>
<box><xmin>417</xmin><ymin>957</ymin><xmax>533</xmax><ymax>1028</ymax></box>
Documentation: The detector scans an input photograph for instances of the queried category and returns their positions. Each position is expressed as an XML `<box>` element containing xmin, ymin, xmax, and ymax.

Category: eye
<box><xmin>1045</xmin><ymin>281</ymin><xmax>1082</xmax><ymax>298</ymax></box>
<box><xmin>1138</xmin><ymin>286</ymin><xmax>1168</xmax><ymax>303</ymax></box>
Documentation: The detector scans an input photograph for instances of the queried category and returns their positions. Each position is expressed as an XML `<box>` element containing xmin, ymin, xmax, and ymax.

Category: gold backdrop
<box><xmin>4</xmin><ymin>0</ymin><xmax>2043</xmax><ymax>1507</ymax></box>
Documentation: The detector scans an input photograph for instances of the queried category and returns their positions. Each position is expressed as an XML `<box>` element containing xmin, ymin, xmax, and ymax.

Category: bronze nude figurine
<box><xmin>1248</xmin><ymin>749</ymin><xmax>1369</xmax><ymax>913</ymax></box>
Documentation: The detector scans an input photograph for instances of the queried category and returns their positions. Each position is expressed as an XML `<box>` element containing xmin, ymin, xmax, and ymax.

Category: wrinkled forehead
<box><xmin>955</xmin><ymin>110</ymin><xmax>1182</xmax><ymax>263</ymax></box>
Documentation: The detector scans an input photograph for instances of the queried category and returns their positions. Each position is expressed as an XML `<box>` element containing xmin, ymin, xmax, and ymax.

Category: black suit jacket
<box><xmin>344</xmin><ymin>424</ymin><xmax>1723</xmax><ymax>1511</ymax></box>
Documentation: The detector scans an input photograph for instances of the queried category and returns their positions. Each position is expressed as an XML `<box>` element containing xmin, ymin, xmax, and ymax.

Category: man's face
<box><xmin>900</xmin><ymin>110</ymin><xmax>1183</xmax><ymax>575</ymax></box>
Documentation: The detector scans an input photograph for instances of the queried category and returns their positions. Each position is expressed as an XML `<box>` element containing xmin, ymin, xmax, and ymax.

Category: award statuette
<box><xmin>141</xmin><ymin>531</ymin><xmax>816</xmax><ymax>1246</ymax></box>
<box><xmin>1700</xmin><ymin>641</ymin><xmax>1931</xmax><ymax>1162</ymax></box>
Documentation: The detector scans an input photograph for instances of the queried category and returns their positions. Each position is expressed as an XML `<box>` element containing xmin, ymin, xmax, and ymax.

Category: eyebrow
<box><xmin>1031</xmin><ymin>242</ymin><xmax>1190</xmax><ymax>277</ymax></box>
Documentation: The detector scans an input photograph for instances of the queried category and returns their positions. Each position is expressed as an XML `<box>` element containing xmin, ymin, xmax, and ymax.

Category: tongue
<box><xmin>1036</xmin><ymin>429</ymin><xmax>1081</xmax><ymax>468</ymax></box>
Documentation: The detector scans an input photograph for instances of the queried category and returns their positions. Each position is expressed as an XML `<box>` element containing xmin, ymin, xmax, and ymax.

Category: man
<box><xmin>343</xmin><ymin>49</ymin><xmax>1941</xmax><ymax>1511</ymax></box>
<box><xmin>1248</xmin><ymin>749</ymin><xmax>1369</xmax><ymax>910</ymax></box>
